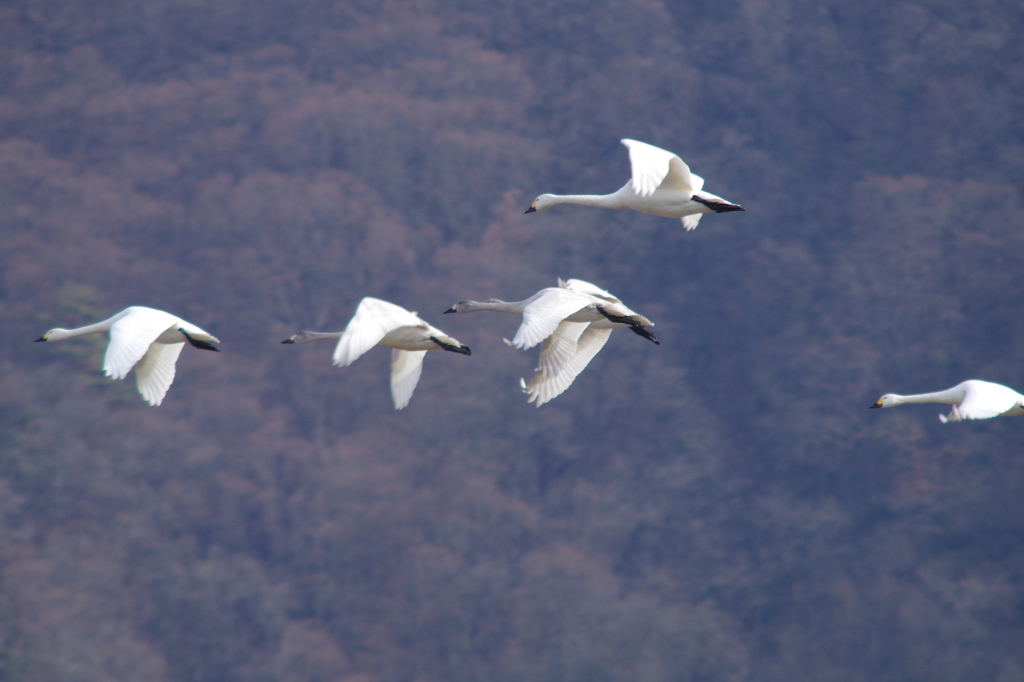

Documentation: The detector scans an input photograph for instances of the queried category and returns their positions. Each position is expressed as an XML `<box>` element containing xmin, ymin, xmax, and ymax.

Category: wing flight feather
<box><xmin>104</xmin><ymin>307</ymin><xmax>179</xmax><ymax>380</ymax></box>
<box><xmin>134</xmin><ymin>341</ymin><xmax>185</xmax><ymax>406</ymax></box>
<box><xmin>512</xmin><ymin>289</ymin><xmax>591</xmax><ymax>350</ymax></box>
<box><xmin>622</xmin><ymin>139</ymin><xmax>693</xmax><ymax>197</ymax></box>
<box><xmin>333</xmin><ymin>297</ymin><xmax>424</xmax><ymax>367</ymax></box>
<box><xmin>524</xmin><ymin>326</ymin><xmax>613</xmax><ymax>406</ymax></box>
<box><xmin>389</xmin><ymin>349</ymin><xmax>427</xmax><ymax>410</ymax></box>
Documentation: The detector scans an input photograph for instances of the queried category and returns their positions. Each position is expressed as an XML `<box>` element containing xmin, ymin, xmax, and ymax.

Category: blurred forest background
<box><xmin>1</xmin><ymin>0</ymin><xmax>1024</xmax><ymax>680</ymax></box>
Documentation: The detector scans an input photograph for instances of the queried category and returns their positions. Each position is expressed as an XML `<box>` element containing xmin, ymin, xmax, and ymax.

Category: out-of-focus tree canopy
<box><xmin>1</xmin><ymin>0</ymin><xmax>1023</xmax><ymax>680</ymax></box>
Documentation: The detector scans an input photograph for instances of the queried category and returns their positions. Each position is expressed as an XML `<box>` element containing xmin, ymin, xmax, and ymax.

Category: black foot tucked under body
<box><xmin>430</xmin><ymin>336</ymin><xmax>471</xmax><ymax>355</ymax></box>
<box><xmin>181</xmin><ymin>329</ymin><xmax>220</xmax><ymax>351</ymax></box>
<box><xmin>596</xmin><ymin>308</ymin><xmax>660</xmax><ymax>345</ymax></box>
<box><xmin>691</xmin><ymin>195</ymin><xmax>745</xmax><ymax>213</ymax></box>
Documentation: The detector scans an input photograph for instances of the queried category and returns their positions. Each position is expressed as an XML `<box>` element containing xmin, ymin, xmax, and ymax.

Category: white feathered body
<box><xmin>377</xmin><ymin>324</ymin><xmax>460</xmax><ymax>352</ymax></box>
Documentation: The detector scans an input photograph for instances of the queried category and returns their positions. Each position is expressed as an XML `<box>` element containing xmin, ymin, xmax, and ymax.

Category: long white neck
<box><xmin>458</xmin><ymin>300</ymin><xmax>528</xmax><ymax>314</ymax></box>
<box><xmin>45</xmin><ymin>317</ymin><xmax>119</xmax><ymax>341</ymax></box>
<box><xmin>893</xmin><ymin>387</ymin><xmax>965</xmax><ymax>405</ymax></box>
<box><xmin>543</xmin><ymin>189</ymin><xmax>629</xmax><ymax>210</ymax></box>
<box><xmin>291</xmin><ymin>331</ymin><xmax>343</xmax><ymax>344</ymax></box>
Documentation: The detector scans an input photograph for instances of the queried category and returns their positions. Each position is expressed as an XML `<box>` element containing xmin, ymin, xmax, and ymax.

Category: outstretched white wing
<box><xmin>333</xmin><ymin>297</ymin><xmax>424</xmax><ymax>367</ymax></box>
<box><xmin>535</xmin><ymin>320</ymin><xmax>590</xmax><ymax>379</ymax></box>
<box><xmin>524</xmin><ymin>325</ymin><xmax>614</xmax><ymax>407</ymax></box>
<box><xmin>103</xmin><ymin>307</ymin><xmax>179</xmax><ymax>380</ymax></box>
<box><xmin>559</xmin><ymin>278</ymin><xmax>621</xmax><ymax>304</ymax></box>
<box><xmin>134</xmin><ymin>341</ymin><xmax>185</xmax><ymax>406</ymax></box>
<box><xmin>389</xmin><ymin>349</ymin><xmax>427</xmax><ymax>410</ymax></box>
<box><xmin>622</xmin><ymin>139</ymin><xmax>695</xmax><ymax>197</ymax></box>
<box><xmin>512</xmin><ymin>289</ymin><xmax>592</xmax><ymax>350</ymax></box>
<box><xmin>955</xmin><ymin>381</ymin><xmax>1023</xmax><ymax>420</ymax></box>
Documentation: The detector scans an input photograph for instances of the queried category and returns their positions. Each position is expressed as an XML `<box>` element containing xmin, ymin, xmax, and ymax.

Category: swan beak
<box><xmin>524</xmin><ymin>206</ymin><xmax>536</xmax><ymax>214</ymax></box>
<box><xmin>443</xmin><ymin>307</ymin><xmax>456</xmax><ymax>314</ymax></box>
<box><xmin>281</xmin><ymin>338</ymin><xmax>295</xmax><ymax>344</ymax></box>
<box><xmin>35</xmin><ymin>335</ymin><xmax>48</xmax><ymax>342</ymax></box>
<box><xmin>870</xmin><ymin>401</ymin><xmax>883</xmax><ymax>409</ymax></box>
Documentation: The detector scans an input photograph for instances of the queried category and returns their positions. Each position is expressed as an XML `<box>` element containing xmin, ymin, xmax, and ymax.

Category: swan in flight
<box><xmin>871</xmin><ymin>380</ymin><xmax>1024</xmax><ymax>423</ymax></box>
<box><xmin>35</xmin><ymin>306</ymin><xmax>220</xmax><ymax>406</ymax></box>
<box><xmin>282</xmin><ymin>297</ymin><xmax>470</xmax><ymax>410</ymax></box>
<box><xmin>445</xmin><ymin>280</ymin><xmax>657</xmax><ymax>382</ymax></box>
<box><xmin>525</xmin><ymin>139</ymin><xmax>744</xmax><ymax>230</ymax></box>
<box><xmin>517</xmin><ymin>278</ymin><xmax>656</xmax><ymax>406</ymax></box>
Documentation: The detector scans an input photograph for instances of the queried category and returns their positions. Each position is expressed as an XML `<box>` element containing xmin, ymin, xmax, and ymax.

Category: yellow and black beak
<box><xmin>524</xmin><ymin>200</ymin><xmax>537</xmax><ymax>214</ymax></box>
<box><xmin>35</xmin><ymin>333</ymin><xmax>49</xmax><ymax>342</ymax></box>
<box><xmin>869</xmin><ymin>399</ymin><xmax>883</xmax><ymax>409</ymax></box>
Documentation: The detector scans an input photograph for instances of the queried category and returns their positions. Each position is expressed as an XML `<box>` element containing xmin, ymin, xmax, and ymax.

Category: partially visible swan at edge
<box><xmin>35</xmin><ymin>305</ymin><xmax>220</xmax><ymax>406</ymax></box>
<box><xmin>871</xmin><ymin>380</ymin><xmax>1024</xmax><ymax>423</ymax></box>
<box><xmin>282</xmin><ymin>297</ymin><xmax>470</xmax><ymax>410</ymax></box>
<box><xmin>525</xmin><ymin>139</ymin><xmax>744</xmax><ymax>230</ymax></box>
<box><xmin>516</xmin><ymin>278</ymin><xmax>657</xmax><ymax>407</ymax></box>
<box><xmin>445</xmin><ymin>280</ymin><xmax>657</xmax><ymax>382</ymax></box>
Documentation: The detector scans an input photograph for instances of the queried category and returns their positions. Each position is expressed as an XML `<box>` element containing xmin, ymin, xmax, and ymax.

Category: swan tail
<box><xmin>681</xmin><ymin>214</ymin><xmax>703</xmax><ymax>231</ymax></box>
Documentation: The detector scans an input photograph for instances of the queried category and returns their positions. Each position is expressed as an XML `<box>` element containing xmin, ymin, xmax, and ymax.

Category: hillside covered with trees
<box><xmin>1</xmin><ymin>0</ymin><xmax>1023</xmax><ymax>680</ymax></box>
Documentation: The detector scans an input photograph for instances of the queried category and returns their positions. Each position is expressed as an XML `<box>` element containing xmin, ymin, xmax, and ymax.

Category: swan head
<box><xmin>871</xmin><ymin>394</ymin><xmax>900</xmax><ymax>409</ymax></box>
<box><xmin>444</xmin><ymin>301</ymin><xmax>474</xmax><ymax>314</ymax></box>
<box><xmin>525</xmin><ymin>194</ymin><xmax>557</xmax><ymax>214</ymax></box>
<box><xmin>35</xmin><ymin>328</ymin><xmax>67</xmax><ymax>342</ymax></box>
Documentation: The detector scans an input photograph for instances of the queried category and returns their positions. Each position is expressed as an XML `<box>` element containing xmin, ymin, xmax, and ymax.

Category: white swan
<box><xmin>871</xmin><ymin>380</ymin><xmax>1024</xmax><ymax>423</ymax></box>
<box><xmin>445</xmin><ymin>283</ymin><xmax>656</xmax><ymax>355</ymax></box>
<box><xmin>525</xmin><ymin>139</ymin><xmax>744</xmax><ymax>230</ymax></box>
<box><xmin>35</xmin><ymin>306</ymin><xmax>220</xmax><ymax>406</ymax></box>
<box><xmin>446</xmin><ymin>280</ymin><xmax>657</xmax><ymax>389</ymax></box>
<box><xmin>517</xmin><ymin>278</ymin><xmax>655</xmax><ymax>406</ymax></box>
<box><xmin>282</xmin><ymin>297</ymin><xmax>470</xmax><ymax>410</ymax></box>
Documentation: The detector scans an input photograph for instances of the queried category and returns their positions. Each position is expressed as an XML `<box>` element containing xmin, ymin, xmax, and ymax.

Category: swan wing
<box><xmin>389</xmin><ymin>349</ymin><xmax>427</xmax><ymax>410</ymax></box>
<box><xmin>104</xmin><ymin>307</ymin><xmax>180</xmax><ymax>380</ymax></box>
<box><xmin>957</xmin><ymin>381</ymin><xmax>1023</xmax><ymax>420</ymax></box>
<box><xmin>134</xmin><ymin>341</ymin><xmax>185</xmax><ymax>406</ymax></box>
<box><xmin>559</xmin><ymin>278</ymin><xmax>621</xmax><ymax>304</ymax></box>
<box><xmin>536</xmin><ymin>320</ymin><xmax>590</xmax><ymax>378</ymax></box>
<box><xmin>622</xmin><ymin>139</ymin><xmax>694</xmax><ymax>197</ymax></box>
<box><xmin>333</xmin><ymin>297</ymin><xmax>423</xmax><ymax>367</ymax></box>
<box><xmin>525</xmin><ymin>326</ymin><xmax>613</xmax><ymax>406</ymax></box>
<box><xmin>512</xmin><ymin>289</ymin><xmax>592</xmax><ymax>350</ymax></box>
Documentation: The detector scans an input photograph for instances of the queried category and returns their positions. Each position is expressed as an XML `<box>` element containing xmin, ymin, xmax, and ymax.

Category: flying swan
<box><xmin>515</xmin><ymin>278</ymin><xmax>658</xmax><ymax>406</ymax></box>
<box><xmin>871</xmin><ymin>379</ymin><xmax>1024</xmax><ymax>423</ymax></box>
<box><xmin>282</xmin><ymin>297</ymin><xmax>470</xmax><ymax>410</ymax></box>
<box><xmin>444</xmin><ymin>281</ymin><xmax>657</xmax><ymax>384</ymax></box>
<box><xmin>525</xmin><ymin>139</ymin><xmax>744</xmax><ymax>230</ymax></box>
<box><xmin>35</xmin><ymin>306</ymin><xmax>220</xmax><ymax>406</ymax></box>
